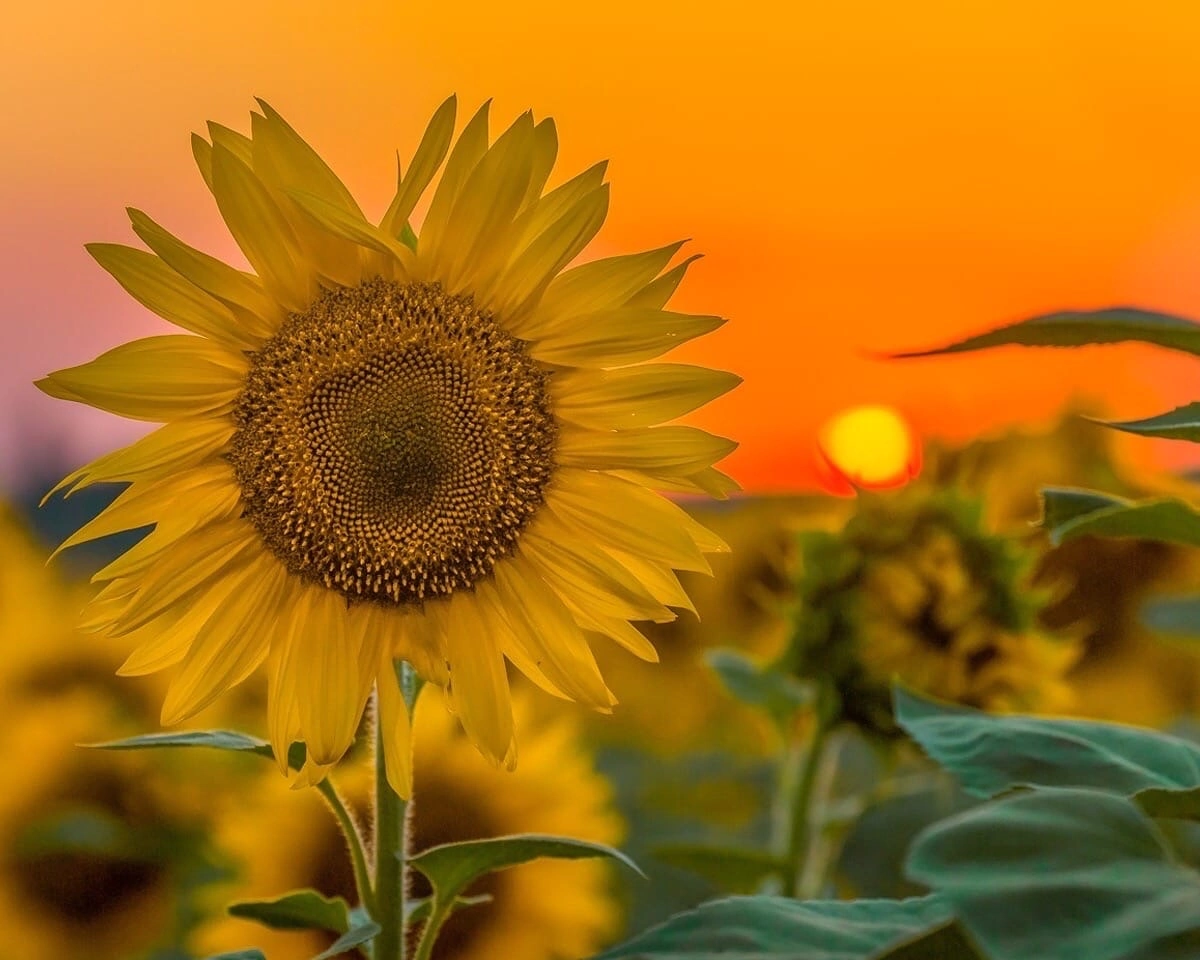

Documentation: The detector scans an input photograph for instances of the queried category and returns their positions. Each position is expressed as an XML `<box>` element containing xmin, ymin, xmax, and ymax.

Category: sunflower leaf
<box><xmin>889</xmin><ymin>307</ymin><xmax>1200</xmax><ymax>358</ymax></box>
<box><xmin>309</xmin><ymin>918</ymin><xmax>380</xmax><ymax>960</ymax></box>
<box><xmin>228</xmin><ymin>889</ymin><xmax>350</xmax><ymax>934</ymax></box>
<box><xmin>704</xmin><ymin>648</ymin><xmax>812</xmax><ymax>729</ymax></box>
<box><xmin>1039</xmin><ymin>488</ymin><xmax>1200</xmax><ymax>547</ymax></box>
<box><xmin>652</xmin><ymin>843</ymin><xmax>785</xmax><ymax>894</ymax></box>
<box><xmin>1095</xmin><ymin>403</ymin><xmax>1200</xmax><ymax>442</ymax></box>
<box><xmin>894</xmin><ymin>685</ymin><xmax>1200</xmax><ymax>817</ymax></box>
<box><xmin>404</xmin><ymin>893</ymin><xmax>492</xmax><ymax>924</ymax></box>
<box><xmin>410</xmin><ymin>833</ymin><xmax>642</xmax><ymax>904</ymax></box>
<box><xmin>907</xmin><ymin>788</ymin><xmax>1200</xmax><ymax>960</ymax></box>
<box><xmin>869</xmin><ymin>919</ymin><xmax>986</xmax><ymax>960</ymax></box>
<box><xmin>203</xmin><ymin>952</ymin><xmax>268</xmax><ymax>960</ymax></box>
<box><xmin>86</xmin><ymin>729</ymin><xmax>308</xmax><ymax>771</ymax></box>
<box><xmin>592</xmin><ymin>894</ymin><xmax>955</xmax><ymax>959</ymax></box>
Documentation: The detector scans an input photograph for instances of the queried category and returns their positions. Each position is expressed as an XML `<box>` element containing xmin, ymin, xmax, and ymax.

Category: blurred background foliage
<box><xmin>7</xmin><ymin>411</ymin><xmax>1200</xmax><ymax>958</ymax></box>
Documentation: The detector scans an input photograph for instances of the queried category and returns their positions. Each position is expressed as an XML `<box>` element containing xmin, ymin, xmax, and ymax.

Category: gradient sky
<box><xmin>5</xmin><ymin>1</ymin><xmax>1200</xmax><ymax>494</ymax></box>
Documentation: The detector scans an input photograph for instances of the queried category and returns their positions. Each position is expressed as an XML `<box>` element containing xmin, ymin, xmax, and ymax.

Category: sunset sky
<box><xmin>5</xmin><ymin>1</ymin><xmax>1200</xmax><ymax>494</ymax></box>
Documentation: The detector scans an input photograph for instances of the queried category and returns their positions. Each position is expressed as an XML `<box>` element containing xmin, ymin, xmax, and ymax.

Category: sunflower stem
<box><xmin>374</xmin><ymin>662</ymin><xmax>420</xmax><ymax>960</ymax></box>
<box><xmin>783</xmin><ymin>689</ymin><xmax>834</xmax><ymax>900</ymax></box>
<box><xmin>317</xmin><ymin>777</ymin><xmax>376</xmax><ymax>917</ymax></box>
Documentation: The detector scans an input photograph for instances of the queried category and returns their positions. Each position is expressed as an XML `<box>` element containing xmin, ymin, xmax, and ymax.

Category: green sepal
<box><xmin>592</xmin><ymin>894</ymin><xmax>955</xmax><ymax>959</ymax></box>
<box><xmin>1095</xmin><ymin>403</ymin><xmax>1200</xmax><ymax>442</ymax></box>
<box><xmin>907</xmin><ymin>788</ymin><xmax>1200</xmax><ymax>960</ymax></box>
<box><xmin>704</xmin><ymin>648</ymin><xmax>812</xmax><ymax>729</ymax></box>
<box><xmin>227</xmin><ymin>889</ymin><xmax>350</xmax><ymax>934</ymax></box>
<box><xmin>87</xmin><ymin>729</ymin><xmax>308</xmax><ymax>771</ymax></box>
<box><xmin>1040</xmin><ymin>488</ymin><xmax>1200</xmax><ymax>547</ymax></box>
<box><xmin>895</xmin><ymin>685</ymin><xmax>1200</xmax><ymax>818</ymax></box>
<box><xmin>652</xmin><ymin>843</ymin><xmax>785</xmax><ymax>894</ymax></box>
<box><xmin>309</xmin><ymin>917</ymin><xmax>380</xmax><ymax>960</ymax></box>
<box><xmin>890</xmin><ymin>307</ymin><xmax>1200</xmax><ymax>358</ymax></box>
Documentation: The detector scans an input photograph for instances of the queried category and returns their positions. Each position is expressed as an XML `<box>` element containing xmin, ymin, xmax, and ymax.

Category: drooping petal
<box><xmin>551</xmin><ymin>364</ymin><xmax>741</xmax><ymax>430</ymax></box>
<box><xmin>37</xmin><ymin>335</ymin><xmax>246</xmax><ymax>422</ymax></box>
<box><xmin>377</xmin><ymin>655</ymin><xmax>415</xmax><ymax>798</ymax></box>
<box><xmin>160</xmin><ymin>552</ymin><xmax>287</xmax><ymax>723</ymax></box>
<box><xmin>441</xmin><ymin>588</ymin><xmax>516</xmax><ymax>767</ymax></box>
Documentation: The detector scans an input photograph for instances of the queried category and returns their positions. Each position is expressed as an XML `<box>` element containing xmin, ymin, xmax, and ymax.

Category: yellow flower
<box><xmin>0</xmin><ymin>693</ymin><xmax>210</xmax><ymax>960</ymax></box>
<box><xmin>195</xmin><ymin>690</ymin><xmax>622</xmax><ymax>960</ymax></box>
<box><xmin>787</xmin><ymin>489</ymin><xmax>1080</xmax><ymax>735</ymax></box>
<box><xmin>38</xmin><ymin>98</ymin><xmax>737</xmax><ymax>791</ymax></box>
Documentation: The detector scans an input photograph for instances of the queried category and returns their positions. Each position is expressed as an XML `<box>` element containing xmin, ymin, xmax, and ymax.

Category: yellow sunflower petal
<box><xmin>530</xmin><ymin>307</ymin><xmax>726</xmax><ymax>367</ymax></box>
<box><xmin>522</xmin><ymin>117</ymin><xmax>559</xmax><ymax>210</ymax></box>
<box><xmin>556</xmin><ymin>424</ymin><xmax>737</xmax><ymax>476</ymax></box>
<box><xmin>86</xmin><ymin>243</ymin><xmax>250</xmax><ymax>349</ymax></box>
<box><xmin>377</xmin><ymin>657</ymin><xmax>415</xmax><ymax>798</ymax></box>
<box><xmin>160</xmin><ymin>553</ymin><xmax>286</xmax><ymax>723</ymax></box>
<box><xmin>380</xmin><ymin>94</ymin><xmax>457</xmax><ymax>239</ymax></box>
<box><xmin>442</xmin><ymin>589</ymin><xmax>515</xmax><ymax>767</ymax></box>
<box><xmin>603</xmin><ymin>547</ymin><xmax>697</xmax><ymax>615</ymax></box>
<box><xmin>417</xmin><ymin>100</ymin><xmax>491</xmax><ymax>269</ymax></box>
<box><xmin>266</xmin><ymin>585</ymin><xmax>310</xmax><ymax>772</ymax></box>
<box><xmin>545</xmin><ymin>469</ymin><xmax>711</xmax><ymax>573</ymax></box>
<box><xmin>552</xmin><ymin>364</ymin><xmax>741</xmax><ymax>430</ymax></box>
<box><xmin>210</xmin><ymin>143</ymin><xmax>314</xmax><ymax>313</ymax></box>
<box><xmin>116</xmin><ymin>592</ymin><xmax>228</xmax><ymax>676</ymax></box>
<box><xmin>284</xmin><ymin>188</ymin><xmax>414</xmax><ymax>269</ymax></box>
<box><xmin>567</xmin><ymin>606</ymin><xmax>660</xmax><ymax>663</ymax></box>
<box><xmin>625</xmin><ymin>254</ymin><xmax>702</xmax><ymax>309</ymax></box>
<box><xmin>388</xmin><ymin>606</ymin><xmax>450</xmax><ymax>686</ymax></box>
<box><xmin>127</xmin><ymin>208</ymin><xmax>283</xmax><ymax>337</ymax></box>
<box><xmin>612</xmin><ymin>465</ymin><xmax>741</xmax><ymax>499</ymax></box>
<box><xmin>43</xmin><ymin>416</ymin><xmax>234</xmax><ymax>504</ymax></box>
<box><xmin>490</xmin><ymin>556</ymin><xmax>615</xmax><ymax>710</ymax></box>
<box><xmin>37</xmin><ymin>335</ymin><xmax>245</xmax><ymax>422</ymax></box>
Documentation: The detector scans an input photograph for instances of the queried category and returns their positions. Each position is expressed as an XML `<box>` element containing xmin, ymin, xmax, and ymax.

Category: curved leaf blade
<box><xmin>907</xmin><ymin>789</ymin><xmax>1200</xmax><ymax>960</ymax></box>
<box><xmin>592</xmin><ymin>895</ymin><xmax>954</xmax><ymax>960</ymax></box>
<box><xmin>410</xmin><ymin>833</ymin><xmax>641</xmax><ymax>906</ymax></box>
<box><xmin>310</xmin><ymin>918</ymin><xmax>380</xmax><ymax>960</ymax></box>
<box><xmin>1039</xmin><ymin>488</ymin><xmax>1200</xmax><ymax>547</ymax></box>
<box><xmin>652</xmin><ymin>843</ymin><xmax>785</xmax><ymax>895</ymax></box>
<box><xmin>890</xmin><ymin>307</ymin><xmax>1200</xmax><ymax>359</ymax></box>
<box><xmin>1097</xmin><ymin>403</ymin><xmax>1200</xmax><ymax>442</ymax></box>
<box><xmin>228</xmin><ymin>889</ymin><xmax>350</xmax><ymax>934</ymax></box>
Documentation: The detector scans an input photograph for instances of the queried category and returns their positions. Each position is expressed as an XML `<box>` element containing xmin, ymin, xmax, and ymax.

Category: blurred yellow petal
<box><xmin>442</xmin><ymin>589</ymin><xmax>515</xmax><ymax>767</ymax></box>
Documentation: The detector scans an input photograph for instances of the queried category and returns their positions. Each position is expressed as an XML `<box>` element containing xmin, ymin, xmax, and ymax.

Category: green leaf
<box><xmin>204</xmin><ymin>952</ymin><xmax>268</xmax><ymax>960</ymax></box>
<box><xmin>411</xmin><ymin>833</ymin><xmax>641</xmax><ymax>906</ymax></box>
<box><xmin>228</xmin><ymin>889</ymin><xmax>350</xmax><ymax>934</ymax></box>
<box><xmin>869</xmin><ymin>919</ymin><xmax>986</xmax><ymax>960</ymax></box>
<box><xmin>907</xmin><ymin>788</ymin><xmax>1200</xmax><ymax>960</ymax></box>
<box><xmin>1097</xmin><ymin>403</ymin><xmax>1200</xmax><ymax>442</ymax></box>
<box><xmin>652</xmin><ymin>843</ymin><xmax>784</xmax><ymax>895</ymax></box>
<box><xmin>309</xmin><ymin>917</ymin><xmax>380</xmax><ymax>960</ymax></box>
<box><xmin>1143</xmin><ymin>596</ymin><xmax>1200</xmax><ymax>636</ymax></box>
<box><xmin>88</xmin><ymin>729</ymin><xmax>307</xmax><ymax>770</ymax></box>
<box><xmin>1039</xmin><ymin>488</ymin><xmax>1200</xmax><ymax>547</ymax></box>
<box><xmin>890</xmin><ymin>307</ymin><xmax>1200</xmax><ymax>359</ymax></box>
<box><xmin>704</xmin><ymin>649</ymin><xmax>812</xmax><ymax>727</ymax></box>
<box><xmin>895</xmin><ymin>686</ymin><xmax>1200</xmax><ymax>815</ymax></box>
<box><xmin>592</xmin><ymin>895</ymin><xmax>954</xmax><ymax>960</ymax></box>
<box><xmin>404</xmin><ymin>893</ymin><xmax>492</xmax><ymax>924</ymax></box>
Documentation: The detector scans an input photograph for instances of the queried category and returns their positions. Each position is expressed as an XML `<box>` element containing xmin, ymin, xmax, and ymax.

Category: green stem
<box><xmin>784</xmin><ymin>712</ymin><xmax>831</xmax><ymax>899</ymax></box>
<box><xmin>374</xmin><ymin>661</ymin><xmax>421</xmax><ymax>960</ymax></box>
<box><xmin>317</xmin><ymin>777</ymin><xmax>376</xmax><ymax>917</ymax></box>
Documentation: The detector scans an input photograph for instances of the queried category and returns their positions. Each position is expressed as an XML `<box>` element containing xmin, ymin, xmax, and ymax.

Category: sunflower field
<box><xmin>8</xmin><ymin>5</ymin><xmax>1200</xmax><ymax>958</ymax></box>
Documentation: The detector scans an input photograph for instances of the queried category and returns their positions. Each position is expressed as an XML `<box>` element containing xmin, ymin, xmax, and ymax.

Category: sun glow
<box><xmin>816</xmin><ymin>405</ymin><xmax>920</xmax><ymax>494</ymax></box>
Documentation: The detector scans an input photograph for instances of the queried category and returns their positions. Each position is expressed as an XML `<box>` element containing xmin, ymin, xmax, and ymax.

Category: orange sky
<box><xmin>5</xmin><ymin>1</ymin><xmax>1200</xmax><ymax>492</ymax></box>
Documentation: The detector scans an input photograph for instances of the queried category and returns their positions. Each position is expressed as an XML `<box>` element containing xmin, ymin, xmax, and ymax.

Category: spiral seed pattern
<box><xmin>230</xmin><ymin>279</ymin><xmax>556</xmax><ymax>604</ymax></box>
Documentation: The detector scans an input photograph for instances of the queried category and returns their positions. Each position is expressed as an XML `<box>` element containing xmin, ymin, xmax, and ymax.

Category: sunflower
<box><xmin>0</xmin><ymin>692</ymin><xmax>213</xmax><ymax>960</ymax></box>
<box><xmin>195</xmin><ymin>689</ymin><xmax>622</xmax><ymax>960</ymax></box>
<box><xmin>38</xmin><ymin>98</ymin><xmax>737</xmax><ymax>790</ymax></box>
<box><xmin>785</xmin><ymin>488</ymin><xmax>1080</xmax><ymax>736</ymax></box>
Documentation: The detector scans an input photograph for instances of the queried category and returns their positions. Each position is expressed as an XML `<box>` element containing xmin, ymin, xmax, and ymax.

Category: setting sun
<box><xmin>816</xmin><ymin>405</ymin><xmax>921</xmax><ymax>494</ymax></box>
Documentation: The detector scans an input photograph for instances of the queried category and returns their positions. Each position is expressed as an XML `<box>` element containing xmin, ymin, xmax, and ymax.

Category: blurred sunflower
<box><xmin>0</xmin><ymin>693</ymin><xmax>213</xmax><ymax>960</ymax></box>
<box><xmin>37</xmin><ymin>97</ymin><xmax>737</xmax><ymax>790</ymax></box>
<box><xmin>577</xmin><ymin>495</ymin><xmax>848</xmax><ymax>755</ymax></box>
<box><xmin>785</xmin><ymin>487</ymin><xmax>1080</xmax><ymax>736</ymax></box>
<box><xmin>195</xmin><ymin>690</ymin><xmax>622</xmax><ymax>960</ymax></box>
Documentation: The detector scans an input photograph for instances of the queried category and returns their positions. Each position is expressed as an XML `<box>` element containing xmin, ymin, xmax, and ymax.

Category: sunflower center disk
<box><xmin>231</xmin><ymin>279</ymin><xmax>556</xmax><ymax>605</ymax></box>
